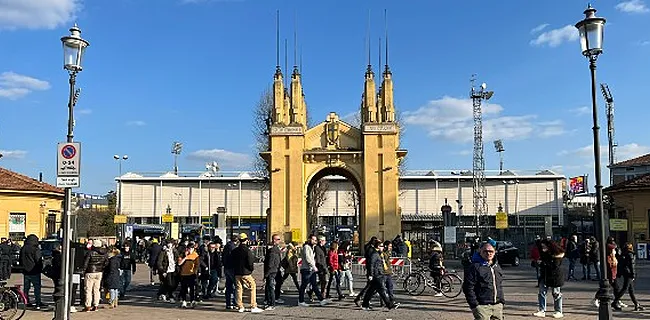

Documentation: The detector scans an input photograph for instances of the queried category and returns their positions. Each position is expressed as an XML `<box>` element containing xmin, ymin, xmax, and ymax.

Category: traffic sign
<box><xmin>113</xmin><ymin>215</ymin><xmax>127</xmax><ymax>224</ymax></box>
<box><xmin>57</xmin><ymin>142</ymin><xmax>81</xmax><ymax>177</ymax></box>
<box><xmin>162</xmin><ymin>214</ymin><xmax>174</xmax><ymax>223</ymax></box>
<box><xmin>56</xmin><ymin>176</ymin><xmax>80</xmax><ymax>188</ymax></box>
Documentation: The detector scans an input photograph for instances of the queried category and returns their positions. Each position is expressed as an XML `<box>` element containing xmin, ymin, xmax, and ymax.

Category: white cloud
<box><xmin>0</xmin><ymin>0</ymin><xmax>80</xmax><ymax>30</ymax></box>
<box><xmin>187</xmin><ymin>149</ymin><xmax>251</xmax><ymax>169</ymax></box>
<box><xmin>569</xmin><ymin>106</ymin><xmax>591</xmax><ymax>116</ymax></box>
<box><xmin>0</xmin><ymin>150</ymin><xmax>27</xmax><ymax>159</ymax></box>
<box><xmin>403</xmin><ymin>96</ymin><xmax>565</xmax><ymax>143</ymax></box>
<box><xmin>451</xmin><ymin>150</ymin><xmax>472</xmax><ymax>156</ymax></box>
<box><xmin>558</xmin><ymin>143</ymin><xmax>650</xmax><ymax>161</ymax></box>
<box><xmin>636</xmin><ymin>40</ymin><xmax>650</xmax><ymax>46</ymax></box>
<box><xmin>530</xmin><ymin>23</ymin><xmax>549</xmax><ymax>34</ymax></box>
<box><xmin>126</xmin><ymin>120</ymin><xmax>146</xmax><ymax>126</ymax></box>
<box><xmin>616</xmin><ymin>0</ymin><xmax>649</xmax><ymax>13</ymax></box>
<box><xmin>77</xmin><ymin>108</ymin><xmax>92</xmax><ymax>115</ymax></box>
<box><xmin>530</xmin><ymin>25</ymin><xmax>578</xmax><ymax>47</ymax></box>
<box><xmin>0</xmin><ymin>72</ymin><xmax>50</xmax><ymax>100</ymax></box>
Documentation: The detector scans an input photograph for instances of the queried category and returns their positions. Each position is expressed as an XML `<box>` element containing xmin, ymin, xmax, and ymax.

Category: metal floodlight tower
<box><xmin>171</xmin><ymin>141</ymin><xmax>183</xmax><ymax>175</ymax></box>
<box><xmin>470</xmin><ymin>76</ymin><xmax>493</xmax><ymax>239</ymax></box>
<box><xmin>600</xmin><ymin>83</ymin><xmax>617</xmax><ymax>185</ymax></box>
<box><xmin>494</xmin><ymin>139</ymin><xmax>505</xmax><ymax>174</ymax></box>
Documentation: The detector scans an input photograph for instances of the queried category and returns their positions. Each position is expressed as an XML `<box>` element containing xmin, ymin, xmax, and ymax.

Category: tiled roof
<box><xmin>604</xmin><ymin>173</ymin><xmax>650</xmax><ymax>193</ymax></box>
<box><xmin>610</xmin><ymin>153</ymin><xmax>650</xmax><ymax>168</ymax></box>
<box><xmin>0</xmin><ymin>167</ymin><xmax>64</xmax><ymax>194</ymax></box>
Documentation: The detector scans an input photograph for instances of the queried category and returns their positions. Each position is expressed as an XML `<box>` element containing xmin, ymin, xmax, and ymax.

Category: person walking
<box><xmin>580</xmin><ymin>238</ymin><xmax>591</xmax><ymax>280</ymax></box>
<box><xmin>613</xmin><ymin>242</ymin><xmax>644</xmax><ymax>311</ymax></box>
<box><xmin>147</xmin><ymin>238</ymin><xmax>162</xmax><ymax>286</ymax></box>
<box><xmin>222</xmin><ymin>235</ymin><xmax>238</xmax><ymax>309</ymax></box>
<box><xmin>156</xmin><ymin>241</ymin><xmax>178</xmax><ymax>303</ymax></box>
<box><xmin>298</xmin><ymin>235</ymin><xmax>329</xmax><ymax>307</ymax></box>
<box><xmin>326</xmin><ymin>240</ymin><xmax>344</xmax><ymax>300</ymax></box>
<box><xmin>463</xmin><ymin>242</ymin><xmax>505</xmax><ymax>320</ymax></box>
<box><xmin>277</xmin><ymin>243</ymin><xmax>300</xmax><ymax>301</ymax></box>
<box><xmin>104</xmin><ymin>248</ymin><xmax>123</xmax><ymax>309</ymax></box>
<box><xmin>177</xmin><ymin>242</ymin><xmax>200</xmax><ymax>309</ymax></box>
<box><xmin>353</xmin><ymin>236</ymin><xmax>378</xmax><ymax>307</ymax></box>
<box><xmin>338</xmin><ymin>241</ymin><xmax>356</xmax><ymax>297</ymax></box>
<box><xmin>119</xmin><ymin>243</ymin><xmax>136</xmax><ymax>298</ymax></box>
<box><xmin>20</xmin><ymin>234</ymin><xmax>45</xmax><ymax>310</ymax></box>
<box><xmin>231</xmin><ymin>233</ymin><xmax>263</xmax><ymax>313</ymax></box>
<box><xmin>566</xmin><ymin>235</ymin><xmax>579</xmax><ymax>281</ymax></box>
<box><xmin>533</xmin><ymin>239</ymin><xmax>565</xmax><ymax>318</ymax></box>
<box><xmin>82</xmin><ymin>239</ymin><xmax>108</xmax><ymax>312</ymax></box>
<box><xmin>360</xmin><ymin>239</ymin><xmax>399</xmax><ymax>311</ymax></box>
<box><xmin>263</xmin><ymin>234</ymin><xmax>282</xmax><ymax>310</ymax></box>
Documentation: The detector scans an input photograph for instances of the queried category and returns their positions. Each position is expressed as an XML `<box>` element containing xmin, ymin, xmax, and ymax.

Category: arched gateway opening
<box><xmin>306</xmin><ymin>167</ymin><xmax>363</xmax><ymax>244</ymax></box>
<box><xmin>261</xmin><ymin>64</ymin><xmax>406</xmax><ymax>247</ymax></box>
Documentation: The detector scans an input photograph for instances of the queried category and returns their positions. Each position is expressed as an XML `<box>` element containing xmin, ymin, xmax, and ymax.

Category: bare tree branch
<box><xmin>307</xmin><ymin>179</ymin><xmax>329</xmax><ymax>232</ymax></box>
<box><xmin>252</xmin><ymin>87</ymin><xmax>274</xmax><ymax>184</ymax></box>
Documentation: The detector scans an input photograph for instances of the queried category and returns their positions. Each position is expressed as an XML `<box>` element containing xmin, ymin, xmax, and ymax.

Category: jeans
<box><xmin>538</xmin><ymin>283</ymin><xmax>562</xmax><ymax>313</ymax></box>
<box><xmin>326</xmin><ymin>270</ymin><xmax>342</xmax><ymax>298</ymax></box>
<box><xmin>384</xmin><ymin>275</ymin><xmax>395</xmax><ymax>302</ymax></box>
<box><xmin>24</xmin><ymin>274</ymin><xmax>42</xmax><ymax>305</ymax></box>
<box><xmin>157</xmin><ymin>272</ymin><xmax>177</xmax><ymax>298</ymax></box>
<box><xmin>588</xmin><ymin>262</ymin><xmax>601</xmax><ymax>280</ymax></box>
<box><xmin>204</xmin><ymin>270</ymin><xmax>219</xmax><ymax>297</ymax></box>
<box><xmin>278</xmin><ymin>272</ymin><xmax>299</xmax><ymax>299</ymax></box>
<box><xmin>361</xmin><ymin>277</ymin><xmax>392</xmax><ymax>308</ymax></box>
<box><xmin>614</xmin><ymin>276</ymin><xmax>639</xmax><ymax>306</ymax></box>
<box><xmin>299</xmin><ymin>270</ymin><xmax>323</xmax><ymax>303</ymax></box>
<box><xmin>341</xmin><ymin>269</ymin><xmax>354</xmax><ymax>293</ymax></box>
<box><xmin>109</xmin><ymin>289</ymin><xmax>119</xmax><ymax>304</ymax></box>
<box><xmin>567</xmin><ymin>258</ymin><xmax>577</xmax><ymax>280</ymax></box>
<box><xmin>264</xmin><ymin>274</ymin><xmax>276</xmax><ymax>306</ymax></box>
<box><xmin>224</xmin><ymin>269</ymin><xmax>236</xmax><ymax>307</ymax></box>
<box><xmin>179</xmin><ymin>274</ymin><xmax>197</xmax><ymax>302</ymax></box>
<box><xmin>120</xmin><ymin>270</ymin><xmax>132</xmax><ymax>295</ymax></box>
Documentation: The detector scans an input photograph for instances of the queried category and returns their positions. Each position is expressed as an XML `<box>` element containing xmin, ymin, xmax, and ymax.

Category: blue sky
<box><xmin>0</xmin><ymin>0</ymin><xmax>649</xmax><ymax>195</ymax></box>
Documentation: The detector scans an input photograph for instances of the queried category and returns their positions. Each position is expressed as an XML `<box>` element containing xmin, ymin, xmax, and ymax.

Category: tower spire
<box><xmin>293</xmin><ymin>10</ymin><xmax>298</xmax><ymax>73</ymax></box>
<box><xmin>272</xmin><ymin>10</ymin><xmax>286</xmax><ymax>125</ymax></box>
<box><xmin>275</xmin><ymin>10</ymin><xmax>281</xmax><ymax>76</ymax></box>
<box><xmin>384</xmin><ymin>9</ymin><xmax>391</xmax><ymax>75</ymax></box>
<box><xmin>366</xmin><ymin>9</ymin><xmax>372</xmax><ymax>74</ymax></box>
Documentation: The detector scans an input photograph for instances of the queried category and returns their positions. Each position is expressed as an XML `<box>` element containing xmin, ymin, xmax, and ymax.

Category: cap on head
<box><xmin>318</xmin><ymin>235</ymin><xmax>326</xmax><ymax>241</ymax></box>
<box><xmin>239</xmin><ymin>233</ymin><xmax>248</xmax><ymax>240</ymax></box>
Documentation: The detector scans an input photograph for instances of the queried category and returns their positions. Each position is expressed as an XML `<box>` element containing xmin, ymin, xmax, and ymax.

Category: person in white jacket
<box><xmin>298</xmin><ymin>235</ymin><xmax>330</xmax><ymax>307</ymax></box>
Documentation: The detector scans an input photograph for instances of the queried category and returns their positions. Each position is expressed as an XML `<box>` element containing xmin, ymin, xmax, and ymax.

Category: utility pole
<box><xmin>600</xmin><ymin>83</ymin><xmax>617</xmax><ymax>186</ymax></box>
<box><xmin>470</xmin><ymin>75</ymin><xmax>494</xmax><ymax>240</ymax></box>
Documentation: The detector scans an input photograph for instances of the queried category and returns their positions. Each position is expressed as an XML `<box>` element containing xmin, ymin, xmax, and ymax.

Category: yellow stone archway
<box><xmin>261</xmin><ymin>64</ymin><xmax>406</xmax><ymax>246</ymax></box>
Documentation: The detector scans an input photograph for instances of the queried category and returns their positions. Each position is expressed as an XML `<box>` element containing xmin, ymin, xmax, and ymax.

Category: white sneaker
<box><xmin>168</xmin><ymin>298</ymin><xmax>175</xmax><ymax>304</ymax></box>
<box><xmin>251</xmin><ymin>307</ymin><xmax>264</xmax><ymax>313</ymax></box>
<box><xmin>190</xmin><ymin>301</ymin><xmax>197</xmax><ymax>308</ymax></box>
<box><xmin>158</xmin><ymin>294</ymin><xmax>167</xmax><ymax>301</ymax></box>
<box><xmin>298</xmin><ymin>302</ymin><xmax>309</xmax><ymax>307</ymax></box>
<box><xmin>618</xmin><ymin>301</ymin><xmax>628</xmax><ymax>308</ymax></box>
<box><xmin>434</xmin><ymin>292</ymin><xmax>443</xmax><ymax>297</ymax></box>
<box><xmin>275</xmin><ymin>299</ymin><xmax>285</xmax><ymax>304</ymax></box>
<box><xmin>70</xmin><ymin>306</ymin><xmax>77</xmax><ymax>313</ymax></box>
<box><xmin>551</xmin><ymin>312</ymin><xmax>564</xmax><ymax>318</ymax></box>
<box><xmin>180</xmin><ymin>301</ymin><xmax>187</xmax><ymax>309</ymax></box>
<box><xmin>532</xmin><ymin>310</ymin><xmax>545</xmax><ymax>317</ymax></box>
<box><xmin>349</xmin><ymin>292</ymin><xmax>357</xmax><ymax>297</ymax></box>
<box><xmin>592</xmin><ymin>299</ymin><xmax>600</xmax><ymax>308</ymax></box>
<box><xmin>319</xmin><ymin>299</ymin><xmax>331</xmax><ymax>306</ymax></box>
<box><xmin>265</xmin><ymin>306</ymin><xmax>275</xmax><ymax>311</ymax></box>
<box><xmin>238</xmin><ymin>307</ymin><xmax>245</xmax><ymax>313</ymax></box>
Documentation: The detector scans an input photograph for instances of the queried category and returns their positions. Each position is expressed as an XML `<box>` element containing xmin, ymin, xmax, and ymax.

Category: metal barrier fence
<box><xmin>349</xmin><ymin>256</ymin><xmax>412</xmax><ymax>280</ymax></box>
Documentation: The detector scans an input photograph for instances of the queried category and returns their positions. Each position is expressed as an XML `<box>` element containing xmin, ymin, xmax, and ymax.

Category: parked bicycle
<box><xmin>0</xmin><ymin>281</ymin><xmax>27</xmax><ymax>320</ymax></box>
<box><xmin>402</xmin><ymin>260</ymin><xmax>462</xmax><ymax>298</ymax></box>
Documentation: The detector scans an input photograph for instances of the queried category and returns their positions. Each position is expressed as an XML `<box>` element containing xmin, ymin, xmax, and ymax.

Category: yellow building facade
<box><xmin>261</xmin><ymin>61</ymin><xmax>406</xmax><ymax>245</ymax></box>
<box><xmin>0</xmin><ymin>167</ymin><xmax>64</xmax><ymax>241</ymax></box>
<box><xmin>605</xmin><ymin>173</ymin><xmax>650</xmax><ymax>244</ymax></box>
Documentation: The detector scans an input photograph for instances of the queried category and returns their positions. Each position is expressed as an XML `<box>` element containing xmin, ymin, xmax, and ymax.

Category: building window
<box><xmin>8</xmin><ymin>212</ymin><xmax>26</xmax><ymax>241</ymax></box>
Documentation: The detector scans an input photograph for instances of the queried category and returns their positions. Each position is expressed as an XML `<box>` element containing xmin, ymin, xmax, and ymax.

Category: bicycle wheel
<box><xmin>440</xmin><ymin>273</ymin><xmax>463</xmax><ymax>298</ymax></box>
<box><xmin>9</xmin><ymin>287</ymin><xmax>26</xmax><ymax>320</ymax></box>
<box><xmin>403</xmin><ymin>273</ymin><xmax>426</xmax><ymax>296</ymax></box>
<box><xmin>0</xmin><ymin>288</ymin><xmax>21</xmax><ymax>320</ymax></box>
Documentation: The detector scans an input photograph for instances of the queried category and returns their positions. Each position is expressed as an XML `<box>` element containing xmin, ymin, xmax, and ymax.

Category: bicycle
<box><xmin>402</xmin><ymin>261</ymin><xmax>463</xmax><ymax>298</ymax></box>
<box><xmin>0</xmin><ymin>281</ymin><xmax>27</xmax><ymax>320</ymax></box>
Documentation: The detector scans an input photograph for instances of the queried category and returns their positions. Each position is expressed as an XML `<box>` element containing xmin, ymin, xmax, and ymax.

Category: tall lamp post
<box><xmin>114</xmin><ymin>155</ymin><xmax>128</xmax><ymax>242</ymax></box>
<box><xmin>575</xmin><ymin>5</ymin><xmax>611</xmax><ymax>319</ymax></box>
<box><xmin>58</xmin><ymin>24</ymin><xmax>89</xmax><ymax>320</ymax></box>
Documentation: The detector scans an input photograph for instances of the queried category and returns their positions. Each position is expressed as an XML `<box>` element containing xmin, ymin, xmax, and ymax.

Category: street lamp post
<box><xmin>113</xmin><ymin>154</ymin><xmax>128</xmax><ymax>243</ymax></box>
<box><xmin>58</xmin><ymin>24</ymin><xmax>89</xmax><ymax>320</ymax></box>
<box><xmin>575</xmin><ymin>5</ymin><xmax>611</xmax><ymax>319</ymax></box>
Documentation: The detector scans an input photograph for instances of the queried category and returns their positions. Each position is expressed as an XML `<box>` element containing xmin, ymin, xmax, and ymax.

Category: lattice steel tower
<box><xmin>470</xmin><ymin>75</ymin><xmax>494</xmax><ymax>238</ymax></box>
<box><xmin>600</xmin><ymin>83</ymin><xmax>617</xmax><ymax>185</ymax></box>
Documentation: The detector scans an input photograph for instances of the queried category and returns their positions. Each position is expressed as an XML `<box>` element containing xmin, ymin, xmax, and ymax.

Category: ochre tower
<box><xmin>263</xmin><ymin>57</ymin><xmax>406</xmax><ymax>246</ymax></box>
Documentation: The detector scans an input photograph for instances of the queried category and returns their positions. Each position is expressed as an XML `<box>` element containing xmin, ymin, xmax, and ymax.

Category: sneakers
<box><xmin>275</xmin><ymin>299</ymin><xmax>285</xmax><ymax>304</ymax></box>
<box><xmin>70</xmin><ymin>306</ymin><xmax>78</xmax><ymax>313</ymax></box>
<box><xmin>190</xmin><ymin>301</ymin><xmax>197</xmax><ymax>308</ymax></box>
<box><xmin>180</xmin><ymin>301</ymin><xmax>187</xmax><ymax>309</ymax></box>
<box><xmin>433</xmin><ymin>292</ymin><xmax>443</xmax><ymax>297</ymax></box>
<box><xmin>168</xmin><ymin>298</ymin><xmax>176</xmax><ymax>304</ymax></box>
<box><xmin>533</xmin><ymin>311</ymin><xmax>546</xmax><ymax>317</ymax></box>
<box><xmin>362</xmin><ymin>306</ymin><xmax>373</xmax><ymax>311</ymax></box>
<box><xmin>551</xmin><ymin>312</ymin><xmax>564</xmax><ymax>318</ymax></box>
<box><xmin>251</xmin><ymin>307</ymin><xmax>264</xmax><ymax>313</ymax></box>
<box><xmin>319</xmin><ymin>299</ymin><xmax>331</xmax><ymax>306</ymax></box>
<box><xmin>265</xmin><ymin>306</ymin><xmax>275</xmax><ymax>311</ymax></box>
<box><xmin>634</xmin><ymin>305</ymin><xmax>645</xmax><ymax>311</ymax></box>
<box><xmin>592</xmin><ymin>299</ymin><xmax>600</xmax><ymax>308</ymax></box>
<box><xmin>298</xmin><ymin>302</ymin><xmax>309</xmax><ymax>307</ymax></box>
<box><xmin>618</xmin><ymin>301</ymin><xmax>629</xmax><ymax>308</ymax></box>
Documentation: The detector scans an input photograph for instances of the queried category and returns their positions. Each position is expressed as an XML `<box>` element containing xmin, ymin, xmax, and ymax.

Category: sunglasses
<box><xmin>483</xmin><ymin>250</ymin><xmax>495</xmax><ymax>253</ymax></box>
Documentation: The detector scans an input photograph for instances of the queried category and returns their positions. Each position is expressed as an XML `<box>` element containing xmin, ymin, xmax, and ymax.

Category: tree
<box><xmin>346</xmin><ymin>188</ymin><xmax>361</xmax><ymax>226</ymax></box>
<box><xmin>252</xmin><ymin>88</ymin><xmax>274</xmax><ymax>182</ymax></box>
<box><xmin>307</xmin><ymin>179</ymin><xmax>329</xmax><ymax>233</ymax></box>
<box><xmin>76</xmin><ymin>191</ymin><xmax>117</xmax><ymax>238</ymax></box>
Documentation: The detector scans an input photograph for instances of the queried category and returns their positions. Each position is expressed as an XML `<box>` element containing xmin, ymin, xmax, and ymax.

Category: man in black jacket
<box><xmin>360</xmin><ymin>239</ymin><xmax>398</xmax><ymax>310</ymax></box>
<box><xmin>566</xmin><ymin>235</ymin><xmax>579</xmax><ymax>281</ymax></box>
<box><xmin>119</xmin><ymin>243</ymin><xmax>137</xmax><ymax>298</ymax></box>
<box><xmin>200</xmin><ymin>242</ymin><xmax>222</xmax><ymax>299</ymax></box>
<box><xmin>147</xmin><ymin>239</ymin><xmax>161</xmax><ymax>286</ymax></box>
<box><xmin>82</xmin><ymin>239</ymin><xmax>108</xmax><ymax>312</ymax></box>
<box><xmin>0</xmin><ymin>238</ymin><xmax>13</xmax><ymax>281</ymax></box>
<box><xmin>263</xmin><ymin>234</ymin><xmax>282</xmax><ymax>310</ymax></box>
<box><xmin>222</xmin><ymin>235</ymin><xmax>238</xmax><ymax>310</ymax></box>
<box><xmin>463</xmin><ymin>242</ymin><xmax>505</xmax><ymax>320</ymax></box>
<box><xmin>21</xmin><ymin>234</ymin><xmax>44</xmax><ymax>309</ymax></box>
<box><xmin>231</xmin><ymin>233</ymin><xmax>262</xmax><ymax>313</ymax></box>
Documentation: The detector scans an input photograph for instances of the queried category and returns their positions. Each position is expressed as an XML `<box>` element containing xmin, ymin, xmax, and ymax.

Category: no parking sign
<box><xmin>57</xmin><ymin>142</ymin><xmax>81</xmax><ymax>187</ymax></box>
